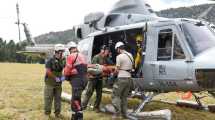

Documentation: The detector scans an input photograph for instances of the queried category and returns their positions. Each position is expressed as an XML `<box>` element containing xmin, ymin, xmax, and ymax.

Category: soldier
<box><xmin>44</xmin><ymin>44</ymin><xmax>65</xmax><ymax>119</ymax></box>
<box><xmin>63</xmin><ymin>41</ymin><xmax>87</xmax><ymax>120</ymax></box>
<box><xmin>82</xmin><ymin>45</ymin><xmax>112</xmax><ymax>112</ymax></box>
<box><xmin>112</xmin><ymin>41</ymin><xmax>133</xmax><ymax>119</ymax></box>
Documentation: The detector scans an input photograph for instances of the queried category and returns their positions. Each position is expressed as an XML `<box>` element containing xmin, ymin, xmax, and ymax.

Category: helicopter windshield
<box><xmin>182</xmin><ymin>22</ymin><xmax>215</xmax><ymax>56</ymax></box>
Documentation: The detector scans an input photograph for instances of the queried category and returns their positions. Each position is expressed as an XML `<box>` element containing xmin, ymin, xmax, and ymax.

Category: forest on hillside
<box><xmin>157</xmin><ymin>4</ymin><xmax>215</xmax><ymax>23</ymax></box>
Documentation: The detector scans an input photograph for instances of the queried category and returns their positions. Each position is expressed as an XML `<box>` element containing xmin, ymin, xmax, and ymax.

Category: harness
<box><xmin>51</xmin><ymin>57</ymin><xmax>65</xmax><ymax>72</ymax></box>
<box><xmin>119</xmin><ymin>52</ymin><xmax>134</xmax><ymax>73</ymax></box>
<box><xmin>45</xmin><ymin>57</ymin><xmax>65</xmax><ymax>82</ymax></box>
<box><xmin>70</xmin><ymin>53</ymin><xmax>87</xmax><ymax>77</ymax></box>
<box><xmin>72</xmin><ymin>53</ymin><xmax>79</xmax><ymax>66</ymax></box>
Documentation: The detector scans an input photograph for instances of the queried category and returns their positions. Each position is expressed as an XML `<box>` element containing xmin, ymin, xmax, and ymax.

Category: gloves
<box><xmin>55</xmin><ymin>76</ymin><xmax>66</xmax><ymax>82</ymax></box>
<box><xmin>60</xmin><ymin>76</ymin><xmax>66</xmax><ymax>82</ymax></box>
<box><xmin>55</xmin><ymin>77</ymin><xmax>61</xmax><ymax>82</ymax></box>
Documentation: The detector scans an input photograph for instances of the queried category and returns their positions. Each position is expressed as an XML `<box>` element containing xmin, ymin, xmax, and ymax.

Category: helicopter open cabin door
<box><xmin>153</xmin><ymin>25</ymin><xmax>188</xmax><ymax>91</ymax></box>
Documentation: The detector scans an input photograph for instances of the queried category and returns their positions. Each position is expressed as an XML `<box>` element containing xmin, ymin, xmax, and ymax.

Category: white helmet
<box><xmin>115</xmin><ymin>41</ymin><xmax>124</xmax><ymax>49</ymax></box>
<box><xmin>67</xmin><ymin>41</ymin><xmax>77</xmax><ymax>49</ymax></box>
<box><xmin>54</xmin><ymin>44</ymin><xmax>65</xmax><ymax>51</ymax></box>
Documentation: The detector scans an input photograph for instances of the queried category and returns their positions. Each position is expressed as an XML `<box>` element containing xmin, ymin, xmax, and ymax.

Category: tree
<box><xmin>7</xmin><ymin>40</ymin><xmax>16</xmax><ymax>62</ymax></box>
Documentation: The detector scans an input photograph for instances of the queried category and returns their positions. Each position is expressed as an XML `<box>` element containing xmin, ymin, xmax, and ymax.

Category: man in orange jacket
<box><xmin>64</xmin><ymin>41</ymin><xmax>87</xmax><ymax>120</ymax></box>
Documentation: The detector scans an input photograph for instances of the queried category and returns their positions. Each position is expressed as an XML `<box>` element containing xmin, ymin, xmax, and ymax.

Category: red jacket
<box><xmin>64</xmin><ymin>52</ymin><xmax>87</xmax><ymax>76</ymax></box>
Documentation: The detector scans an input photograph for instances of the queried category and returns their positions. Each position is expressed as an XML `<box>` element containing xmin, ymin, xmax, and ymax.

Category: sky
<box><xmin>0</xmin><ymin>0</ymin><xmax>214</xmax><ymax>43</ymax></box>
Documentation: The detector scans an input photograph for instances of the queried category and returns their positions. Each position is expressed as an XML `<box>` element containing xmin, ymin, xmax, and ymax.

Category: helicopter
<box><xmin>15</xmin><ymin>2</ymin><xmax>74</xmax><ymax>59</ymax></box>
<box><xmin>16</xmin><ymin>23</ymin><xmax>56</xmax><ymax>58</ymax></box>
<box><xmin>15</xmin><ymin>2</ymin><xmax>55</xmax><ymax>58</ymax></box>
<box><xmin>18</xmin><ymin>0</ymin><xmax>215</xmax><ymax>116</ymax></box>
<box><xmin>70</xmin><ymin>0</ymin><xmax>215</xmax><ymax>114</ymax></box>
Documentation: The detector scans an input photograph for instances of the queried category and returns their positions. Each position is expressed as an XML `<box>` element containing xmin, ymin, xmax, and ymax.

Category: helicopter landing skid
<box><xmin>134</xmin><ymin>92</ymin><xmax>158</xmax><ymax>113</ymax></box>
<box><xmin>127</xmin><ymin>92</ymin><xmax>160</xmax><ymax>120</ymax></box>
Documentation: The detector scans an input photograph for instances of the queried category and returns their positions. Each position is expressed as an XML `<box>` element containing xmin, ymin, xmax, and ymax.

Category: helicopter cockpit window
<box><xmin>182</xmin><ymin>22</ymin><xmax>215</xmax><ymax>56</ymax></box>
<box><xmin>157</xmin><ymin>29</ymin><xmax>173</xmax><ymax>61</ymax></box>
<box><xmin>105</xmin><ymin>14</ymin><xmax>123</xmax><ymax>27</ymax></box>
<box><xmin>173</xmin><ymin>34</ymin><xmax>185</xmax><ymax>59</ymax></box>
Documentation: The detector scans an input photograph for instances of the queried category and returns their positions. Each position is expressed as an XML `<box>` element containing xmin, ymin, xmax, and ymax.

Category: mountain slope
<box><xmin>34</xmin><ymin>29</ymin><xmax>76</xmax><ymax>44</ymax></box>
<box><xmin>157</xmin><ymin>4</ymin><xmax>215</xmax><ymax>23</ymax></box>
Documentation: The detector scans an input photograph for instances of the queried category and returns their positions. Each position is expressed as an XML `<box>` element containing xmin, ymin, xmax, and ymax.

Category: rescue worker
<box><xmin>112</xmin><ymin>41</ymin><xmax>133</xmax><ymax>119</ymax></box>
<box><xmin>63</xmin><ymin>41</ymin><xmax>87</xmax><ymax>120</ymax></box>
<box><xmin>134</xmin><ymin>34</ymin><xmax>143</xmax><ymax>69</ymax></box>
<box><xmin>134</xmin><ymin>34</ymin><xmax>144</xmax><ymax>77</ymax></box>
<box><xmin>82</xmin><ymin>45</ymin><xmax>111</xmax><ymax>112</ymax></box>
<box><xmin>44</xmin><ymin>44</ymin><xmax>65</xmax><ymax>118</ymax></box>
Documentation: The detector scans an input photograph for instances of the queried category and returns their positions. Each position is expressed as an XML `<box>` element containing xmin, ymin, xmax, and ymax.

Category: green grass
<box><xmin>0</xmin><ymin>63</ymin><xmax>215</xmax><ymax>120</ymax></box>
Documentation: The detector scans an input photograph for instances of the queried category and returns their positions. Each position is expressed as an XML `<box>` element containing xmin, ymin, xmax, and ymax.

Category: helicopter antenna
<box><xmin>16</xmin><ymin>2</ymin><xmax>21</xmax><ymax>43</ymax></box>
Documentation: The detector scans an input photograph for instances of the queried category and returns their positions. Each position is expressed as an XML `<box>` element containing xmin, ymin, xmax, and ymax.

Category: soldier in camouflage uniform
<box><xmin>44</xmin><ymin>44</ymin><xmax>66</xmax><ymax>118</ymax></box>
<box><xmin>82</xmin><ymin>45</ymin><xmax>112</xmax><ymax>111</ymax></box>
<box><xmin>112</xmin><ymin>42</ymin><xmax>133</xmax><ymax>119</ymax></box>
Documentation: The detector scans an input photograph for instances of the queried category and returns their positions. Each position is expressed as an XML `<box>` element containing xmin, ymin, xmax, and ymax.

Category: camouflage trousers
<box><xmin>112</xmin><ymin>77</ymin><xmax>133</xmax><ymax>115</ymax></box>
<box><xmin>44</xmin><ymin>83</ymin><xmax>62</xmax><ymax>115</ymax></box>
<box><xmin>82</xmin><ymin>77</ymin><xmax>103</xmax><ymax>109</ymax></box>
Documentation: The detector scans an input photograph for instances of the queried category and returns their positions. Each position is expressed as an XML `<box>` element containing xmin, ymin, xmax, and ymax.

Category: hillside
<box><xmin>34</xmin><ymin>29</ymin><xmax>76</xmax><ymax>44</ymax></box>
<box><xmin>34</xmin><ymin>4</ymin><xmax>215</xmax><ymax>44</ymax></box>
<box><xmin>157</xmin><ymin>4</ymin><xmax>215</xmax><ymax>23</ymax></box>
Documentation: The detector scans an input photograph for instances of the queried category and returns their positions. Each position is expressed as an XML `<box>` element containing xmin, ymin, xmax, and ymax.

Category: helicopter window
<box><xmin>157</xmin><ymin>29</ymin><xmax>173</xmax><ymax>61</ymax></box>
<box><xmin>105</xmin><ymin>14</ymin><xmax>123</xmax><ymax>27</ymax></box>
<box><xmin>173</xmin><ymin>34</ymin><xmax>185</xmax><ymax>59</ymax></box>
<box><xmin>182</xmin><ymin>22</ymin><xmax>215</xmax><ymax>56</ymax></box>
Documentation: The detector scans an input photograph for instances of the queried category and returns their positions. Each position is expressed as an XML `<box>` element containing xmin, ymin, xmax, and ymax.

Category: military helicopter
<box><xmin>16</xmin><ymin>22</ymin><xmax>58</xmax><ymax>58</ymax></box>
<box><xmin>71</xmin><ymin>0</ymin><xmax>215</xmax><ymax>114</ymax></box>
<box><xmin>19</xmin><ymin>0</ymin><xmax>215</xmax><ymax>116</ymax></box>
<box><xmin>15</xmin><ymin>2</ymin><xmax>55</xmax><ymax>58</ymax></box>
<box><xmin>15</xmin><ymin>2</ymin><xmax>73</xmax><ymax>58</ymax></box>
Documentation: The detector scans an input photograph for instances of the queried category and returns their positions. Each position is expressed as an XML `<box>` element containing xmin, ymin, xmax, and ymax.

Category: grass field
<box><xmin>1</xmin><ymin>63</ymin><xmax>215</xmax><ymax>120</ymax></box>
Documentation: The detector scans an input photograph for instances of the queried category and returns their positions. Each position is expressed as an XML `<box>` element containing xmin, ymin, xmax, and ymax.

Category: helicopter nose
<box><xmin>194</xmin><ymin>47</ymin><xmax>215</xmax><ymax>68</ymax></box>
<box><xmin>194</xmin><ymin>47</ymin><xmax>215</xmax><ymax>90</ymax></box>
